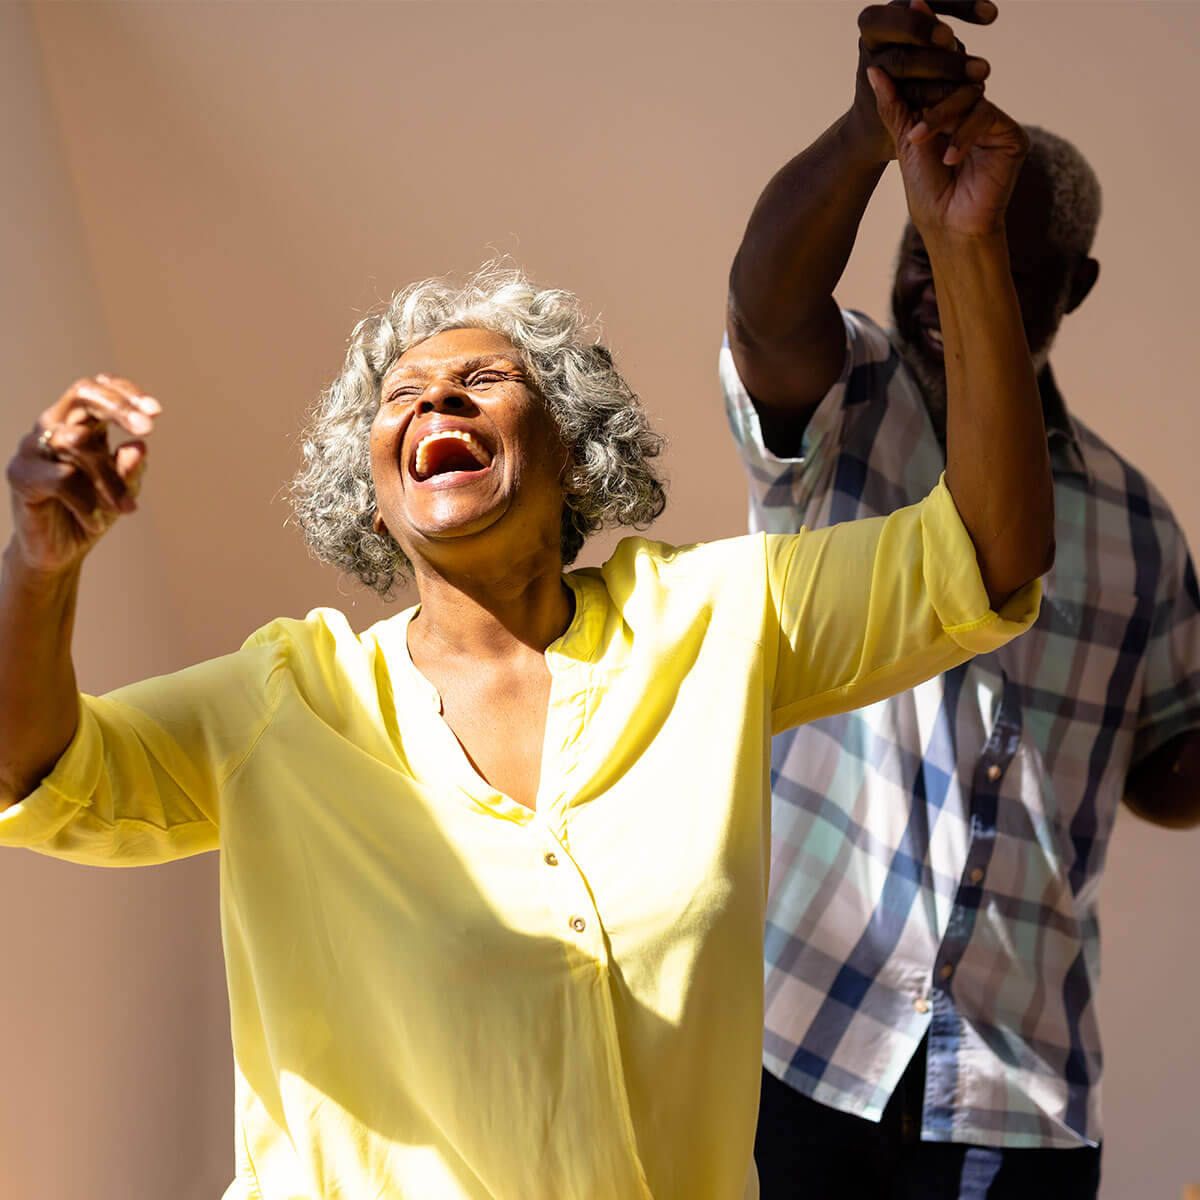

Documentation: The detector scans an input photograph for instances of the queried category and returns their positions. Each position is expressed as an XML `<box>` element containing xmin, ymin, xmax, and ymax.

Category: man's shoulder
<box><xmin>842</xmin><ymin>308</ymin><xmax>891</xmax><ymax>354</ymax></box>
<box><xmin>1065</xmin><ymin>412</ymin><xmax>1185</xmax><ymax>532</ymax></box>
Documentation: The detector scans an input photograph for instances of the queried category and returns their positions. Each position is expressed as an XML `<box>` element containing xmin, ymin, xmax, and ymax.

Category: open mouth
<box><xmin>409</xmin><ymin>429</ymin><xmax>494</xmax><ymax>483</ymax></box>
<box><xmin>921</xmin><ymin>325</ymin><xmax>944</xmax><ymax>360</ymax></box>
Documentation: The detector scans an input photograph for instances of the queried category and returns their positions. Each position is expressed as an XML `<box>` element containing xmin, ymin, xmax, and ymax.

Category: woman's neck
<box><xmin>408</xmin><ymin>542</ymin><xmax>574</xmax><ymax>662</ymax></box>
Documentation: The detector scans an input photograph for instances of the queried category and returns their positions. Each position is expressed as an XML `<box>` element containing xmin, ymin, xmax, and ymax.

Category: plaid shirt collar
<box><xmin>1039</xmin><ymin>365</ymin><xmax>1091</xmax><ymax>482</ymax></box>
<box><xmin>898</xmin><ymin>345</ymin><xmax>1090</xmax><ymax>483</ymax></box>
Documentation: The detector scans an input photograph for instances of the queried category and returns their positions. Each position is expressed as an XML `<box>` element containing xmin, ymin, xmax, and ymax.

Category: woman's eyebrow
<box><xmin>455</xmin><ymin>354</ymin><xmax>522</xmax><ymax>373</ymax></box>
<box><xmin>385</xmin><ymin>354</ymin><xmax>520</xmax><ymax>386</ymax></box>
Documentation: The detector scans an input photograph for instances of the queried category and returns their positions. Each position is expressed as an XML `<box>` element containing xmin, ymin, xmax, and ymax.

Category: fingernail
<box><xmin>135</xmin><ymin>395</ymin><xmax>161</xmax><ymax>415</ymax></box>
<box><xmin>932</xmin><ymin>24</ymin><xmax>954</xmax><ymax>47</ymax></box>
<box><xmin>129</xmin><ymin>412</ymin><xmax>152</xmax><ymax>433</ymax></box>
<box><xmin>976</xmin><ymin>1</ymin><xmax>997</xmax><ymax>19</ymax></box>
<box><xmin>966</xmin><ymin>58</ymin><xmax>989</xmax><ymax>81</ymax></box>
<box><xmin>909</xmin><ymin>122</ymin><xmax>930</xmax><ymax>143</ymax></box>
<box><xmin>943</xmin><ymin>145</ymin><xmax>961</xmax><ymax>166</ymax></box>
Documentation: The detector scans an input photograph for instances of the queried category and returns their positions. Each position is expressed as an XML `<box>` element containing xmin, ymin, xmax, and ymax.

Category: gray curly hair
<box><xmin>290</xmin><ymin>264</ymin><xmax>667</xmax><ymax>597</ymax></box>
<box><xmin>1024</xmin><ymin>126</ymin><xmax>1102</xmax><ymax>262</ymax></box>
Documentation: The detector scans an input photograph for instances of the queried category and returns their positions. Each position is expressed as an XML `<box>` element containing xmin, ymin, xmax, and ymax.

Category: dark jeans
<box><xmin>755</xmin><ymin>1041</ymin><xmax>1101</xmax><ymax>1200</ymax></box>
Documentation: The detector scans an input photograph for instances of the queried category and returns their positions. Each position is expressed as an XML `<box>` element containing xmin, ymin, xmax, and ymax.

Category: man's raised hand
<box><xmin>854</xmin><ymin>0</ymin><xmax>997</xmax><ymax>161</ymax></box>
<box><xmin>6</xmin><ymin>376</ymin><xmax>160</xmax><ymax>576</ymax></box>
<box><xmin>866</xmin><ymin>61</ymin><xmax>1027</xmax><ymax>241</ymax></box>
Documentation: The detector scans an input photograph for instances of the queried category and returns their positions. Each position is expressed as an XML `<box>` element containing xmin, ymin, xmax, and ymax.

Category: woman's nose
<box><xmin>416</xmin><ymin>381</ymin><xmax>467</xmax><ymax>414</ymax></box>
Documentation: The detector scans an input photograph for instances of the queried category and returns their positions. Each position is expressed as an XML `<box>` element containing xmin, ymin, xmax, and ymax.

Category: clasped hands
<box><xmin>854</xmin><ymin>0</ymin><xmax>1028</xmax><ymax>240</ymax></box>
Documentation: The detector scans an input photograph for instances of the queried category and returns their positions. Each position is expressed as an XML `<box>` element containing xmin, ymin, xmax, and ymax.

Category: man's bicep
<box><xmin>725</xmin><ymin>297</ymin><xmax>847</xmax><ymax>457</ymax></box>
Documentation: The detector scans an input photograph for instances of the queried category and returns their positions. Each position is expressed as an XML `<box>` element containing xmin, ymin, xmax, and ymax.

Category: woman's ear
<box><xmin>372</xmin><ymin>509</ymin><xmax>388</xmax><ymax>536</ymax></box>
<box><xmin>561</xmin><ymin>461</ymin><xmax>584</xmax><ymax>496</ymax></box>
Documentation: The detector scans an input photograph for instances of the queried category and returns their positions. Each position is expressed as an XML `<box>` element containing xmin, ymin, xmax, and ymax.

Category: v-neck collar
<box><xmin>370</xmin><ymin>570</ymin><xmax>609</xmax><ymax>823</ymax></box>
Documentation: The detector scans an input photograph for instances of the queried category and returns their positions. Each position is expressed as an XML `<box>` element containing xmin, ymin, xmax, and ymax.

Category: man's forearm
<box><xmin>729</xmin><ymin>107</ymin><xmax>888</xmax><ymax>350</ymax></box>
<box><xmin>934</xmin><ymin>232</ymin><xmax>1055</xmax><ymax>605</ymax></box>
<box><xmin>727</xmin><ymin>106</ymin><xmax>892</xmax><ymax>446</ymax></box>
<box><xmin>0</xmin><ymin>545</ymin><xmax>80</xmax><ymax>807</ymax></box>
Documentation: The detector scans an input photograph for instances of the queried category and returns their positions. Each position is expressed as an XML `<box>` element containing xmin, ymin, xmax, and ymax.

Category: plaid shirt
<box><xmin>721</xmin><ymin>311</ymin><xmax>1200</xmax><ymax>1149</ymax></box>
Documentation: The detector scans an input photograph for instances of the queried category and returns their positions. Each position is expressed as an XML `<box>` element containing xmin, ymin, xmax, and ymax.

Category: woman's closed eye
<box><xmin>467</xmin><ymin>370</ymin><xmax>515</xmax><ymax>388</ymax></box>
<box><xmin>383</xmin><ymin>386</ymin><xmax>422</xmax><ymax>405</ymax></box>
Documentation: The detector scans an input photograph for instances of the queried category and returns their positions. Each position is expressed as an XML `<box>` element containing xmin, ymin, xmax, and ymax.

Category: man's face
<box><xmin>890</xmin><ymin>163</ymin><xmax>1081</xmax><ymax>423</ymax></box>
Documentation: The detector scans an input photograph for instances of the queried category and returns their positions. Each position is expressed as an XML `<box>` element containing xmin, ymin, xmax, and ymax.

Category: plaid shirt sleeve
<box><xmin>720</xmin><ymin>312</ymin><xmax>894</xmax><ymax>526</ymax></box>
<box><xmin>1132</xmin><ymin>508</ymin><xmax>1200</xmax><ymax>764</ymax></box>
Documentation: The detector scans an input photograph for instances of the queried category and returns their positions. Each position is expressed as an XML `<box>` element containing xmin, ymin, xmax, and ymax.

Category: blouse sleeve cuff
<box><xmin>920</xmin><ymin>474</ymin><xmax>1042</xmax><ymax>654</ymax></box>
<box><xmin>0</xmin><ymin>696</ymin><xmax>101</xmax><ymax>846</ymax></box>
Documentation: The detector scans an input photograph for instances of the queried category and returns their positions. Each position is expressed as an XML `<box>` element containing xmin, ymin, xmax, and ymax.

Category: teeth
<box><xmin>927</xmin><ymin>328</ymin><xmax>944</xmax><ymax>347</ymax></box>
<box><xmin>414</xmin><ymin>429</ymin><xmax>491</xmax><ymax>477</ymax></box>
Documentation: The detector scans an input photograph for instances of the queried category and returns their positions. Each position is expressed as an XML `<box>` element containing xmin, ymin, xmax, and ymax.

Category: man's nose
<box><xmin>416</xmin><ymin>380</ymin><xmax>468</xmax><ymax>414</ymax></box>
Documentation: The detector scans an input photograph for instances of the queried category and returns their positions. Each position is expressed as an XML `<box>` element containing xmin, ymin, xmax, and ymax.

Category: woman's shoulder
<box><xmin>574</xmin><ymin>534</ymin><xmax>775</xmax><ymax>630</ymax></box>
<box><xmin>244</xmin><ymin>605</ymin><xmax>413</xmax><ymax>649</ymax></box>
<box><xmin>583</xmin><ymin>532</ymin><xmax>766</xmax><ymax>578</ymax></box>
<box><xmin>236</xmin><ymin>604</ymin><xmax>421</xmax><ymax>728</ymax></box>
<box><xmin>241</xmin><ymin>604</ymin><xmax>418</xmax><ymax>682</ymax></box>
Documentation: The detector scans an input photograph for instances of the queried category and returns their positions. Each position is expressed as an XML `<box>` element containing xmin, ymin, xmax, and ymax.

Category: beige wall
<box><xmin>3</xmin><ymin>2</ymin><xmax>1197</xmax><ymax>1196</ymax></box>
<box><xmin>0</xmin><ymin>6</ymin><xmax>230</xmax><ymax>1198</ymax></box>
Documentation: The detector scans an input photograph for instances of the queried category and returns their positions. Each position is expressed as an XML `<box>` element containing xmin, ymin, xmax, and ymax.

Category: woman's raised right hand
<box><xmin>6</xmin><ymin>375</ymin><xmax>161</xmax><ymax>575</ymax></box>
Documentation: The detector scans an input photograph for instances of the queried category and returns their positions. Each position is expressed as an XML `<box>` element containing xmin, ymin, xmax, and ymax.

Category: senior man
<box><xmin>723</xmin><ymin>2</ymin><xmax>1200</xmax><ymax>1198</ymax></box>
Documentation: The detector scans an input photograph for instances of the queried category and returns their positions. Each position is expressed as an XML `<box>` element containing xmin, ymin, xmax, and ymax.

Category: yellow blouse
<box><xmin>0</xmin><ymin>480</ymin><xmax>1037</xmax><ymax>1200</ymax></box>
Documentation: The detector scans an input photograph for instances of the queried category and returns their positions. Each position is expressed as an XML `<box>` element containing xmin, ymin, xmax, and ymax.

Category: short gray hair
<box><xmin>1024</xmin><ymin>126</ymin><xmax>1102</xmax><ymax>262</ymax></box>
<box><xmin>291</xmin><ymin>264</ymin><xmax>667</xmax><ymax>597</ymax></box>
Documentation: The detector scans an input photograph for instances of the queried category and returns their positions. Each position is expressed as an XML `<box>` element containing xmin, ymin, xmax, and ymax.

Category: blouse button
<box><xmin>544</xmin><ymin>851</ymin><xmax>559</xmax><ymax>867</ymax></box>
<box><xmin>913</xmin><ymin>996</ymin><xmax>930</xmax><ymax>1014</ymax></box>
<box><xmin>970</xmin><ymin>868</ymin><xmax>985</xmax><ymax>885</ymax></box>
<box><xmin>985</xmin><ymin>764</ymin><xmax>1003</xmax><ymax>783</ymax></box>
<box><xmin>570</xmin><ymin>916</ymin><xmax>586</xmax><ymax>933</ymax></box>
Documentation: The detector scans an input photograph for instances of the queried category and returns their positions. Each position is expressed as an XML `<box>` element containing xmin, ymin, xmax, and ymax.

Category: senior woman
<box><xmin>0</xmin><ymin>73</ymin><xmax>1051</xmax><ymax>1200</ymax></box>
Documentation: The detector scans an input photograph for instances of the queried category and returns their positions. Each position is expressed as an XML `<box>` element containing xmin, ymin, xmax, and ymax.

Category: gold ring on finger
<box><xmin>35</xmin><ymin>427</ymin><xmax>60</xmax><ymax>461</ymax></box>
